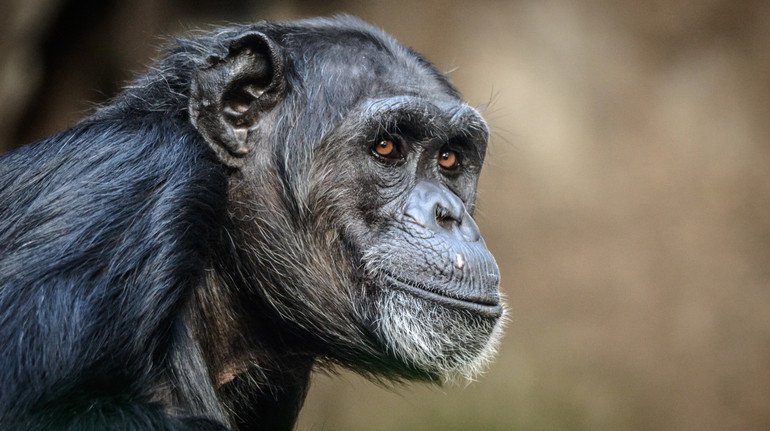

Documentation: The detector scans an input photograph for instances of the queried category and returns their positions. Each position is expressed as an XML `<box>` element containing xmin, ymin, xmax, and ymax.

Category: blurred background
<box><xmin>2</xmin><ymin>0</ymin><xmax>769</xmax><ymax>429</ymax></box>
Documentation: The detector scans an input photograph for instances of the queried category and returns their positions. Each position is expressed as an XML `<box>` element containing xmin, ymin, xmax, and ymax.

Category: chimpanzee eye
<box><xmin>372</xmin><ymin>139</ymin><xmax>404</xmax><ymax>161</ymax></box>
<box><xmin>438</xmin><ymin>148</ymin><xmax>461</xmax><ymax>172</ymax></box>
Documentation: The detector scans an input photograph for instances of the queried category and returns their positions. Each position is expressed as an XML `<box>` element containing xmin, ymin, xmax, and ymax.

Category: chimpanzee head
<box><xmin>188</xmin><ymin>16</ymin><xmax>504</xmax><ymax>382</ymax></box>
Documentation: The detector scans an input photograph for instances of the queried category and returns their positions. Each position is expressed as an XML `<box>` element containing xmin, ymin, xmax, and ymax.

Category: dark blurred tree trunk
<box><xmin>0</xmin><ymin>0</ymin><xmax>269</xmax><ymax>153</ymax></box>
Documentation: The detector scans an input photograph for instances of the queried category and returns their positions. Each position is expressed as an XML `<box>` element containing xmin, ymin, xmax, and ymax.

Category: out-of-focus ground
<box><xmin>2</xmin><ymin>1</ymin><xmax>769</xmax><ymax>430</ymax></box>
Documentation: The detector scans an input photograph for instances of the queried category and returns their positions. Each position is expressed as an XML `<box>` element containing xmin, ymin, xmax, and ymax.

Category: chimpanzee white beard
<box><xmin>373</xmin><ymin>289</ymin><xmax>505</xmax><ymax>383</ymax></box>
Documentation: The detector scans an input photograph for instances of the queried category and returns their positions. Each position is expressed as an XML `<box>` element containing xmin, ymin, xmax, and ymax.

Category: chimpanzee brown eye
<box><xmin>373</xmin><ymin>139</ymin><xmax>403</xmax><ymax>160</ymax></box>
<box><xmin>438</xmin><ymin>149</ymin><xmax>461</xmax><ymax>171</ymax></box>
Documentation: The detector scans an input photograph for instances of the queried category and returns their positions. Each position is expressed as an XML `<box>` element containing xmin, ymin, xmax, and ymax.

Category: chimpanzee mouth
<box><xmin>379</xmin><ymin>271</ymin><xmax>503</xmax><ymax>318</ymax></box>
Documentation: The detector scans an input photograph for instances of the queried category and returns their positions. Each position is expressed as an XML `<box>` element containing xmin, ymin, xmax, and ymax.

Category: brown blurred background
<box><xmin>2</xmin><ymin>0</ymin><xmax>769</xmax><ymax>430</ymax></box>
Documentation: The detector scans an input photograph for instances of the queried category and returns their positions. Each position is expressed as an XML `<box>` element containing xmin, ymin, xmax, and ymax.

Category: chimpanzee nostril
<box><xmin>435</xmin><ymin>204</ymin><xmax>460</xmax><ymax>229</ymax></box>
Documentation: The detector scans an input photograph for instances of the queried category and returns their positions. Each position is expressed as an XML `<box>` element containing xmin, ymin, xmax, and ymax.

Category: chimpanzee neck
<box><xmin>189</xmin><ymin>251</ymin><xmax>317</xmax><ymax>431</ymax></box>
<box><xmin>218</xmin><ymin>358</ymin><xmax>315</xmax><ymax>431</ymax></box>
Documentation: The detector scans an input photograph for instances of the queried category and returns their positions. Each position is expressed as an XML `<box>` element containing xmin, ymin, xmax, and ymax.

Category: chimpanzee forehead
<box><xmin>274</xmin><ymin>21</ymin><xmax>461</xmax><ymax>104</ymax></box>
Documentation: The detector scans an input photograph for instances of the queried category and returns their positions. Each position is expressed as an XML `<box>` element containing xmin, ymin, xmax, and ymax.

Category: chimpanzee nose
<box><xmin>404</xmin><ymin>181</ymin><xmax>480</xmax><ymax>242</ymax></box>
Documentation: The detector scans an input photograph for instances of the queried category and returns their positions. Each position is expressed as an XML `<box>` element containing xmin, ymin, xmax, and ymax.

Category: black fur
<box><xmin>0</xmin><ymin>16</ymin><xmax>502</xmax><ymax>430</ymax></box>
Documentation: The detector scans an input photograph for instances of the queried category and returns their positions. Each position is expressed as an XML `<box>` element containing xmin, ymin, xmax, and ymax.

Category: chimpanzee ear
<box><xmin>189</xmin><ymin>31</ymin><xmax>285</xmax><ymax>169</ymax></box>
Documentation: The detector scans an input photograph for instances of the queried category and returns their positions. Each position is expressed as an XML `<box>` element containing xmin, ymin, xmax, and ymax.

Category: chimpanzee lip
<box><xmin>380</xmin><ymin>271</ymin><xmax>503</xmax><ymax>318</ymax></box>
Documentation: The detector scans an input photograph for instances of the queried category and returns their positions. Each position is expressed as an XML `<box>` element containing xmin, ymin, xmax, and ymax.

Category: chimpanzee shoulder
<box><xmin>0</xmin><ymin>111</ymin><xmax>230</xmax><ymax>426</ymax></box>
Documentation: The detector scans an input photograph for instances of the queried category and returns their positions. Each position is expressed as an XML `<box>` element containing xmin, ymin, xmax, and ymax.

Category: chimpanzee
<box><xmin>0</xmin><ymin>15</ymin><xmax>504</xmax><ymax>431</ymax></box>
